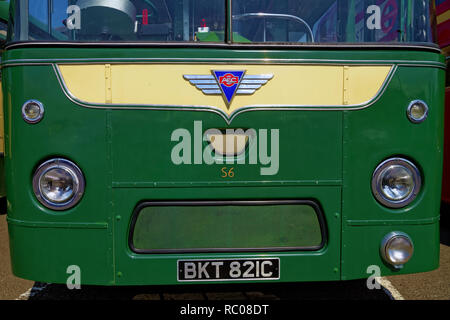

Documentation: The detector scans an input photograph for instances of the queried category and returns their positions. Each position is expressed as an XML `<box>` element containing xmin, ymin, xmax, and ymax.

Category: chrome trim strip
<box><xmin>112</xmin><ymin>180</ymin><xmax>343</xmax><ymax>187</ymax></box>
<box><xmin>4</xmin><ymin>41</ymin><xmax>442</xmax><ymax>52</ymax></box>
<box><xmin>236</xmin><ymin>89</ymin><xmax>256</xmax><ymax>94</ymax></box>
<box><xmin>183</xmin><ymin>75</ymin><xmax>215</xmax><ymax>80</ymax></box>
<box><xmin>346</xmin><ymin>216</ymin><xmax>439</xmax><ymax>226</ymax></box>
<box><xmin>7</xmin><ymin>217</ymin><xmax>108</xmax><ymax>229</ymax></box>
<box><xmin>238</xmin><ymin>84</ymin><xmax>261</xmax><ymax>89</ymax></box>
<box><xmin>242</xmin><ymin>79</ymin><xmax>268</xmax><ymax>84</ymax></box>
<box><xmin>2</xmin><ymin>57</ymin><xmax>445</xmax><ymax>65</ymax></box>
<box><xmin>1</xmin><ymin>57</ymin><xmax>446</xmax><ymax>69</ymax></box>
<box><xmin>203</xmin><ymin>90</ymin><xmax>222</xmax><ymax>95</ymax></box>
<box><xmin>244</xmin><ymin>74</ymin><xmax>274</xmax><ymax>79</ymax></box>
<box><xmin>189</xmin><ymin>80</ymin><xmax>217</xmax><ymax>85</ymax></box>
<box><xmin>53</xmin><ymin>64</ymin><xmax>397</xmax><ymax>124</ymax></box>
<box><xmin>196</xmin><ymin>85</ymin><xmax>220</xmax><ymax>90</ymax></box>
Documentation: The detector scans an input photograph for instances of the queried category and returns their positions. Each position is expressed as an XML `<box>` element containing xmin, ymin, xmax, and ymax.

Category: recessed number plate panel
<box><xmin>177</xmin><ymin>258</ymin><xmax>280</xmax><ymax>282</ymax></box>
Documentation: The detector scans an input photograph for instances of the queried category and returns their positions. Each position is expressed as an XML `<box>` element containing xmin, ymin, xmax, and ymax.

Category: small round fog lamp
<box><xmin>381</xmin><ymin>232</ymin><xmax>414</xmax><ymax>268</ymax></box>
<box><xmin>22</xmin><ymin>100</ymin><xmax>44</xmax><ymax>124</ymax></box>
<box><xmin>407</xmin><ymin>100</ymin><xmax>428</xmax><ymax>123</ymax></box>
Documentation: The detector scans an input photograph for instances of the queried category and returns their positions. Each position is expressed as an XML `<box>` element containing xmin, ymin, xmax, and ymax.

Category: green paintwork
<box><xmin>1</xmin><ymin>46</ymin><xmax>445</xmax><ymax>285</ymax></box>
<box><xmin>0</xmin><ymin>0</ymin><xmax>9</xmax><ymax>22</ymax></box>
<box><xmin>196</xmin><ymin>31</ymin><xmax>250</xmax><ymax>43</ymax></box>
<box><xmin>132</xmin><ymin>203</ymin><xmax>322</xmax><ymax>251</ymax></box>
<box><xmin>196</xmin><ymin>32</ymin><xmax>223</xmax><ymax>42</ymax></box>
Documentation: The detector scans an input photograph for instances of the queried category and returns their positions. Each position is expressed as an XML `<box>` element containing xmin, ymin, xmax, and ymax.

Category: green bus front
<box><xmin>2</xmin><ymin>0</ymin><xmax>445</xmax><ymax>285</ymax></box>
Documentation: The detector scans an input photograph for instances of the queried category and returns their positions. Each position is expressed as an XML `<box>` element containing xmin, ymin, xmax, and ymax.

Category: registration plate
<box><xmin>178</xmin><ymin>258</ymin><xmax>280</xmax><ymax>282</ymax></box>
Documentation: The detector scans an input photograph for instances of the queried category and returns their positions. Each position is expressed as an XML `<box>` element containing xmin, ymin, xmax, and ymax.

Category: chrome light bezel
<box><xmin>407</xmin><ymin>100</ymin><xmax>429</xmax><ymax>124</ymax></box>
<box><xmin>32</xmin><ymin>158</ymin><xmax>85</xmax><ymax>211</ymax></box>
<box><xmin>22</xmin><ymin>100</ymin><xmax>45</xmax><ymax>124</ymax></box>
<box><xmin>371</xmin><ymin>158</ymin><xmax>421</xmax><ymax>208</ymax></box>
<box><xmin>380</xmin><ymin>231</ymin><xmax>414</xmax><ymax>269</ymax></box>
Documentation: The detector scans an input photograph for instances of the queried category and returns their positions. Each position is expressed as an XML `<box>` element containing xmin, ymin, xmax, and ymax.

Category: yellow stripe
<box><xmin>437</xmin><ymin>9</ymin><xmax>450</xmax><ymax>25</ymax></box>
<box><xmin>105</xmin><ymin>64</ymin><xmax>112</xmax><ymax>104</ymax></box>
<box><xmin>58</xmin><ymin>64</ymin><xmax>392</xmax><ymax>116</ymax></box>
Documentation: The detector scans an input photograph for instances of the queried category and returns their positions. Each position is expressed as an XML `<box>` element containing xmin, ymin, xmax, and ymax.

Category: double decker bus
<box><xmin>1</xmin><ymin>0</ymin><xmax>445</xmax><ymax>286</ymax></box>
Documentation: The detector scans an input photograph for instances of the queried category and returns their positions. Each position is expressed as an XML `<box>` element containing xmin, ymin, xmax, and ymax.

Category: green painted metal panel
<box><xmin>341</xmin><ymin>222</ymin><xmax>440</xmax><ymax>280</ymax></box>
<box><xmin>8</xmin><ymin>222</ymin><xmax>114</xmax><ymax>285</ymax></box>
<box><xmin>340</xmin><ymin>65</ymin><xmax>445</xmax><ymax>280</ymax></box>
<box><xmin>0</xmin><ymin>1</ymin><xmax>9</xmax><ymax>22</ymax></box>
<box><xmin>342</xmin><ymin>66</ymin><xmax>444</xmax><ymax>222</ymax></box>
<box><xmin>110</xmin><ymin>110</ymin><xmax>342</xmax><ymax>184</ymax></box>
<box><xmin>114</xmin><ymin>186</ymin><xmax>341</xmax><ymax>285</ymax></box>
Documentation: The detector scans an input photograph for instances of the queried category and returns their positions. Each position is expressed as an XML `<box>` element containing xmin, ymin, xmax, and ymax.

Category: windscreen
<box><xmin>13</xmin><ymin>0</ymin><xmax>226</xmax><ymax>42</ymax></box>
<box><xmin>11</xmin><ymin>0</ymin><xmax>436</xmax><ymax>45</ymax></box>
<box><xmin>232</xmin><ymin>0</ymin><xmax>435</xmax><ymax>44</ymax></box>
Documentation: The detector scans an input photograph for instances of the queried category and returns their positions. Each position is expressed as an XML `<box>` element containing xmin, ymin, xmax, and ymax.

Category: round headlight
<box><xmin>407</xmin><ymin>100</ymin><xmax>428</xmax><ymax>123</ymax></box>
<box><xmin>22</xmin><ymin>100</ymin><xmax>45</xmax><ymax>124</ymax></box>
<box><xmin>372</xmin><ymin>158</ymin><xmax>421</xmax><ymax>208</ymax></box>
<box><xmin>381</xmin><ymin>232</ymin><xmax>414</xmax><ymax>268</ymax></box>
<box><xmin>33</xmin><ymin>159</ymin><xmax>85</xmax><ymax>211</ymax></box>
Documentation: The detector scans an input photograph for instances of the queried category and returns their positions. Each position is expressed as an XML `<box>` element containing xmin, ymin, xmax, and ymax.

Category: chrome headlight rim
<box><xmin>372</xmin><ymin>157</ymin><xmax>421</xmax><ymax>209</ymax></box>
<box><xmin>380</xmin><ymin>231</ymin><xmax>414</xmax><ymax>268</ymax></box>
<box><xmin>22</xmin><ymin>100</ymin><xmax>45</xmax><ymax>124</ymax></box>
<box><xmin>407</xmin><ymin>100</ymin><xmax>429</xmax><ymax>124</ymax></box>
<box><xmin>32</xmin><ymin>158</ymin><xmax>85</xmax><ymax>211</ymax></box>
